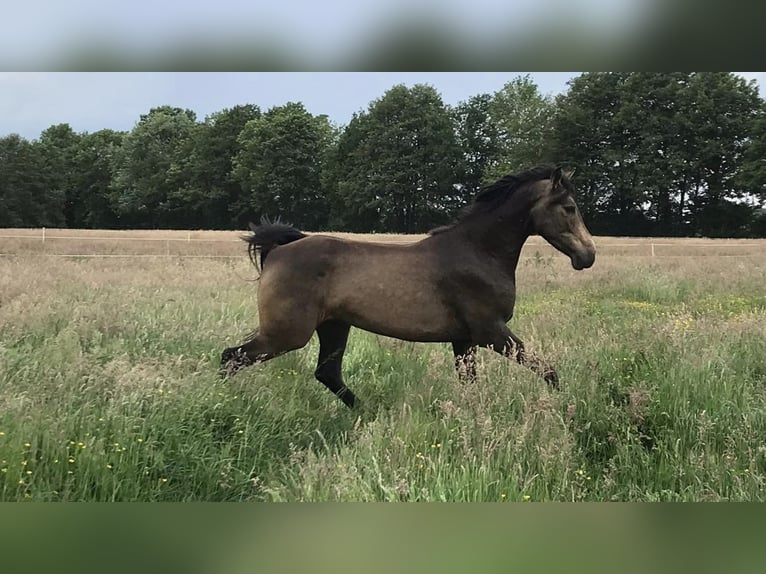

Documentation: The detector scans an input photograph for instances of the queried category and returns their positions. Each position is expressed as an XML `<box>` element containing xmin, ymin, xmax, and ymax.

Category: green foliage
<box><xmin>552</xmin><ymin>72</ymin><xmax>763</xmax><ymax>236</ymax></box>
<box><xmin>329</xmin><ymin>84</ymin><xmax>464</xmax><ymax>233</ymax></box>
<box><xmin>232</xmin><ymin>102</ymin><xmax>332</xmax><ymax>229</ymax></box>
<box><xmin>71</xmin><ymin>129</ymin><xmax>125</xmax><ymax>228</ymax></box>
<box><xmin>184</xmin><ymin>104</ymin><xmax>261</xmax><ymax>229</ymax></box>
<box><xmin>0</xmin><ymin>134</ymin><xmax>65</xmax><ymax>227</ymax></box>
<box><xmin>111</xmin><ymin>106</ymin><xmax>199</xmax><ymax>228</ymax></box>
<box><xmin>1</xmin><ymin>73</ymin><xmax>765</xmax><ymax>236</ymax></box>
<box><xmin>452</xmin><ymin>93</ymin><xmax>501</xmax><ymax>193</ymax></box>
<box><xmin>488</xmin><ymin>75</ymin><xmax>557</xmax><ymax>177</ymax></box>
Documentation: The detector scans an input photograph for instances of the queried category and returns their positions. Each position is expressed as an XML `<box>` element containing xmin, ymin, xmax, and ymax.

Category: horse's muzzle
<box><xmin>571</xmin><ymin>250</ymin><xmax>595</xmax><ymax>270</ymax></box>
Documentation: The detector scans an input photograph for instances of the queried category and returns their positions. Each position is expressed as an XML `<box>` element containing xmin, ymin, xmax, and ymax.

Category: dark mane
<box><xmin>430</xmin><ymin>165</ymin><xmax>568</xmax><ymax>235</ymax></box>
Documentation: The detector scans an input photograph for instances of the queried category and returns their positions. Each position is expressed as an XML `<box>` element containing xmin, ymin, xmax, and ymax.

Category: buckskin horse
<box><xmin>221</xmin><ymin>166</ymin><xmax>596</xmax><ymax>408</ymax></box>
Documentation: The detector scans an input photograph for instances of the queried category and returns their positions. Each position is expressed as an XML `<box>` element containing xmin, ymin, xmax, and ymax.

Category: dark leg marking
<box><xmin>314</xmin><ymin>320</ymin><xmax>356</xmax><ymax>408</ymax></box>
<box><xmin>451</xmin><ymin>340</ymin><xmax>477</xmax><ymax>383</ymax></box>
<box><xmin>475</xmin><ymin>323</ymin><xmax>559</xmax><ymax>389</ymax></box>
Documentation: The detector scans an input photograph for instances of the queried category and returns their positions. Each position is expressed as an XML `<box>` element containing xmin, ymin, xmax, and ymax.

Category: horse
<box><xmin>220</xmin><ymin>165</ymin><xmax>596</xmax><ymax>408</ymax></box>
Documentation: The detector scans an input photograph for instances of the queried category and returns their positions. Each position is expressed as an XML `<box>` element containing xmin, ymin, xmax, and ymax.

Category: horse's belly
<box><xmin>329</xmin><ymin>290</ymin><xmax>465</xmax><ymax>343</ymax></box>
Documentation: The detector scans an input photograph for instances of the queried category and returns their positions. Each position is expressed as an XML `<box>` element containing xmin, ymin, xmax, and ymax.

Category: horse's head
<box><xmin>529</xmin><ymin>167</ymin><xmax>596</xmax><ymax>270</ymax></box>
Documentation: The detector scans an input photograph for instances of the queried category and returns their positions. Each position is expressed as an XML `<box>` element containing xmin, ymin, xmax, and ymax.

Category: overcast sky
<box><xmin>1</xmin><ymin>72</ymin><xmax>763</xmax><ymax>140</ymax></box>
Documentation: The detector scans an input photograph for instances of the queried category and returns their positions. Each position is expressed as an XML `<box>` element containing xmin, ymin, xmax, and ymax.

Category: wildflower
<box><xmin>24</xmin><ymin>492</ymin><xmax>31</xmax><ymax>499</ymax></box>
<box><xmin>23</xmin><ymin>442</ymin><xmax>31</xmax><ymax>448</ymax></box>
<box><xmin>1</xmin><ymin>468</ymin><xmax>7</xmax><ymax>473</ymax></box>
<box><xmin>522</xmin><ymin>495</ymin><xmax>531</xmax><ymax>501</ymax></box>
<box><xmin>25</xmin><ymin>470</ymin><xmax>32</xmax><ymax>476</ymax></box>
<box><xmin>137</xmin><ymin>438</ymin><xmax>144</xmax><ymax>443</ymax></box>
<box><xmin>77</xmin><ymin>442</ymin><xmax>86</xmax><ymax>449</ymax></box>
<box><xmin>415</xmin><ymin>452</ymin><xmax>424</xmax><ymax>459</ymax></box>
<box><xmin>500</xmin><ymin>493</ymin><xmax>507</xmax><ymax>500</ymax></box>
<box><xmin>160</xmin><ymin>478</ymin><xmax>168</xmax><ymax>483</ymax></box>
<box><xmin>67</xmin><ymin>471</ymin><xmax>73</xmax><ymax>475</ymax></box>
<box><xmin>106</xmin><ymin>464</ymin><xmax>113</xmax><ymax>470</ymax></box>
<box><xmin>21</xmin><ymin>460</ymin><xmax>28</xmax><ymax>466</ymax></box>
<box><xmin>576</xmin><ymin>469</ymin><xmax>585</xmax><ymax>476</ymax></box>
<box><xmin>0</xmin><ymin>432</ymin><xmax>5</xmax><ymax>436</ymax></box>
<box><xmin>18</xmin><ymin>480</ymin><xmax>24</xmax><ymax>485</ymax></box>
<box><xmin>237</xmin><ymin>430</ymin><xmax>244</xmax><ymax>434</ymax></box>
<box><xmin>68</xmin><ymin>458</ymin><xmax>75</xmax><ymax>464</ymax></box>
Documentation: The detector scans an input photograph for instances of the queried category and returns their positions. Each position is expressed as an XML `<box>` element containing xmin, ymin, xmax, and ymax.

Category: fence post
<box><xmin>42</xmin><ymin>227</ymin><xmax>46</xmax><ymax>244</ymax></box>
<box><xmin>187</xmin><ymin>230</ymin><xmax>191</xmax><ymax>242</ymax></box>
<box><xmin>651</xmin><ymin>243</ymin><xmax>655</xmax><ymax>257</ymax></box>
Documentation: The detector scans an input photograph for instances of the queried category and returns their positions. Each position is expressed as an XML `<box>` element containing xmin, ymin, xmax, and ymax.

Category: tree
<box><xmin>330</xmin><ymin>84</ymin><xmax>464</xmax><ymax>233</ymax></box>
<box><xmin>233</xmin><ymin>102</ymin><xmax>335</xmax><ymax>230</ymax></box>
<box><xmin>38</xmin><ymin>123</ymin><xmax>82</xmax><ymax>228</ymax></box>
<box><xmin>552</xmin><ymin>72</ymin><xmax>763</xmax><ymax>236</ymax></box>
<box><xmin>738</xmin><ymin>101</ymin><xmax>766</xmax><ymax>205</ymax></box>
<box><xmin>552</xmin><ymin>72</ymin><xmax>644</xmax><ymax>232</ymax></box>
<box><xmin>72</xmin><ymin>129</ymin><xmax>125</xmax><ymax>228</ymax></box>
<box><xmin>182</xmin><ymin>104</ymin><xmax>261</xmax><ymax>229</ymax></box>
<box><xmin>111</xmin><ymin>106</ymin><xmax>199</xmax><ymax>228</ymax></box>
<box><xmin>0</xmin><ymin>134</ymin><xmax>64</xmax><ymax>227</ymax></box>
<box><xmin>452</xmin><ymin>93</ymin><xmax>501</xmax><ymax>193</ymax></box>
<box><xmin>489</xmin><ymin>75</ymin><xmax>557</xmax><ymax>178</ymax></box>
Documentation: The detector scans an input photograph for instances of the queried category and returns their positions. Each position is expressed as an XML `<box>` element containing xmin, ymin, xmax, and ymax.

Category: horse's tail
<box><xmin>243</xmin><ymin>216</ymin><xmax>307</xmax><ymax>272</ymax></box>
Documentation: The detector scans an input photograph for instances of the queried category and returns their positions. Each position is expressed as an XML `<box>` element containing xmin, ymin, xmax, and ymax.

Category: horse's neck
<box><xmin>465</xmin><ymin>207</ymin><xmax>531</xmax><ymax>273</ymax></box>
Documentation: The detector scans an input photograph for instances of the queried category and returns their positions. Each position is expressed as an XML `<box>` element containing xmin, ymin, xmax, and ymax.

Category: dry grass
<box><xmin>1</xmin><ymin>228</ymin><xmax>764</xmax><ymax>258</ymax></box>
<box><xmin>0</xmin><ymin>229</ymin><xmax>765</xmax><ymax>501</ymax></box>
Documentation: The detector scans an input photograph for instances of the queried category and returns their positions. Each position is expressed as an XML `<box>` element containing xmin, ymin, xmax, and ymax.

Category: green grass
<box><xmin>1</xmin><ymin>254</ymin><xmax>765</xmax><ymax>501</ymax></box>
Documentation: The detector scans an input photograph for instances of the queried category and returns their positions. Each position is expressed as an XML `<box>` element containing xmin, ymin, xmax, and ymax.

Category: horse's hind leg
<box><xmin>220</xmin><ymin>330</ymin><xmax>282</xmax><ymax>376</ymax></box>
<box><xmin>314</xmin><ymin>320</ymin><xmax>356</xmax><ymax>408</ymax></box>
<box><xmin>451</xmin><ymin>340</ymin><xmax>477</xmax><ymax>383</ymax></box>
<box><xmin>220</xmin><ymin>321</ymin><xmax>314</xmax><ymax>376</ymax></box>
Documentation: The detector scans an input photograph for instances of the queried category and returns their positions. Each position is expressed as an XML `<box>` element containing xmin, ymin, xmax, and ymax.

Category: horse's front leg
<box><xmin>451</xmin><ymin>340</ymin><xmax>477</xmax><ymax>383</ymax></box>
<box><xmin>473</xmin><ymin>322</ymin><xmax>559</xmax><ymax>389</ymax></box>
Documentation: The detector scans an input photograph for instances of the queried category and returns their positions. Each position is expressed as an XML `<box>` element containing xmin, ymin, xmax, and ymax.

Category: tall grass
<box><xmin>0</xmin><ymin>248</ymin><xmax>764</xmax><ymax>500</ymax></box>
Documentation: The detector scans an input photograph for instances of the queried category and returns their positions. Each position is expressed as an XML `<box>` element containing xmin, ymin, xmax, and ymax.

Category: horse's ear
<box><xmin>564</xmin><ymin>167</ymin><xmax>576</xmax><ymax>180</ymax></box>
<box><xmin>551</xmin><ymin>167</ymin><xmax>563</xmax><ymax>189</ymax></box>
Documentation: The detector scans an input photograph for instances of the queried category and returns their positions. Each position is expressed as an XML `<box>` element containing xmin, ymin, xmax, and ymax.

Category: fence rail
<box><xmin>0</xmin><ymin>228</ymin><xmax>763</xmax><ymax>259</ymax></box>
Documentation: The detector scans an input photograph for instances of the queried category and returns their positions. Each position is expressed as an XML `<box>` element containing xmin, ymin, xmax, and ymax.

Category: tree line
<box><xmin>2</xmin><ymin>72</ymin><xmax>765</xmax><ymax>237</ymax></box>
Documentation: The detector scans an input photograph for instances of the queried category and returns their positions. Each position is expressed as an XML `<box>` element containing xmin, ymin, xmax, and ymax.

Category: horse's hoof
<box><xmin>219</xmin><ymin>347</ymin><xmax>252</xmax><ymax>377</ymax></box>
<box><xmin>544</xmin><ymin>368</ymin><xmax>560</xmax><ymax>390</ymax></box>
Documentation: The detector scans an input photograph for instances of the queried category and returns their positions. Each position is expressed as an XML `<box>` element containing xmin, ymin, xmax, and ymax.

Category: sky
<box><xmin>0</xmin><ymin>72</ymin><xmax>580</xmax><ymax>139</ymax></box>
<box><xmin>1</xmin><ymin>72</ymin><xmax>764</xmax><ymax>140</ymax></box>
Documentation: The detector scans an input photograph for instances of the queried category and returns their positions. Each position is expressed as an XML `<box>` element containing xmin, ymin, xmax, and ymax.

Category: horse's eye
<box><xmin>564</xmin><ymin>204</ymin><xmax>576</xmax><ymax>214</ymax></box>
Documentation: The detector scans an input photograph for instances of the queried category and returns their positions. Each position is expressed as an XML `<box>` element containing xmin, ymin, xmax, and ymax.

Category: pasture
<box><xmin>0</xmin><ymin>230</ymin><xmax>765</xmax><ymax>501</ymax></box>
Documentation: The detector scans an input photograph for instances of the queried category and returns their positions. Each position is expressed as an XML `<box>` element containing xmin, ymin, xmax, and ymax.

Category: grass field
<box><xmin>1</xmin><ymin>231</ymin><xmax>765</xmax><ymax>501</ymax></box>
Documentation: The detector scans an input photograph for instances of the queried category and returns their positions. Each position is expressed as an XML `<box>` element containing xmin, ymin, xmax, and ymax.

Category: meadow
<box><xmin>0</xmin><ymin>230</ymin><xmax>764</xmax><ymax>501</ymax></box>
